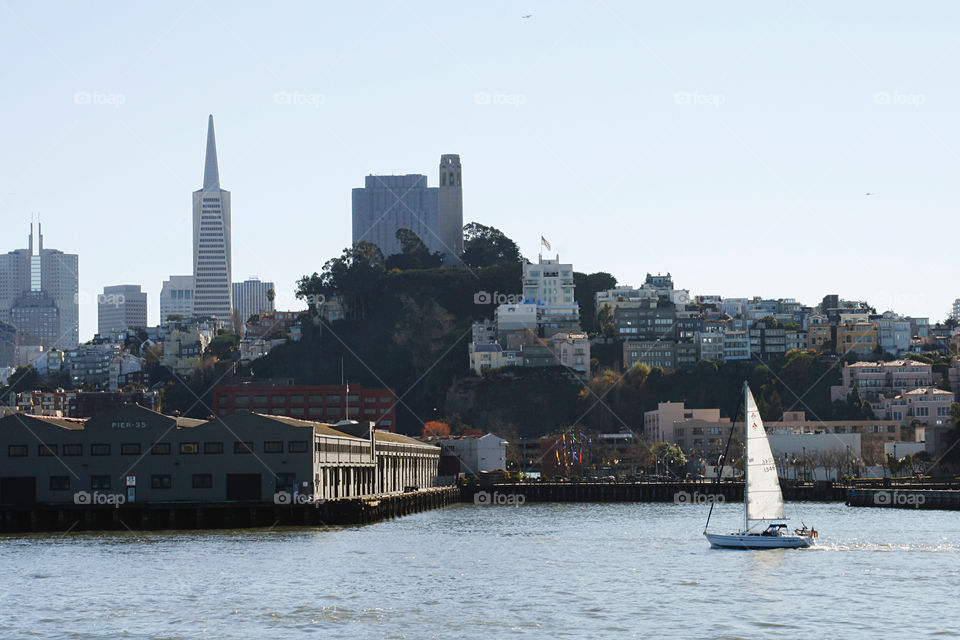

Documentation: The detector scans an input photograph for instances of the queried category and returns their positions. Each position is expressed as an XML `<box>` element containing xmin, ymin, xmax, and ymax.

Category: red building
<box><xmin>212</xmin><ymin>383</ymin><xmax>397</xmax><ymax>431</ymax></box>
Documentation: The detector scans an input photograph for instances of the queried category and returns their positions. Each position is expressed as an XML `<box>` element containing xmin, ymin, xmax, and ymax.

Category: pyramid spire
<box><xmin>202</xmin><ymin>114</ymin><xmax>220</xmax><ymax>191</ymax></box>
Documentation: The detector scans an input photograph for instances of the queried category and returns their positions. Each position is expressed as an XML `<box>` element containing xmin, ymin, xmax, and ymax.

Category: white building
<box><xmin>433</xmin><ymin>433</ymin><xmax>507</xmax><ymax>475</ymax></box>
<box><xmin>160</xmin><ymin>275</ymin><xmax>194</xmax><ymax>321</ymax></box>
<box><xmin>192</xmin><ymin>115</ymin><xmax>233</xmax><ymax>321</ymax></box>
<box><xmin>767</xmin><ymin>433</ymin><xmax>861</xmax><ymax>481</ymax></box>
<box><xmin>232</xmin><ymin>277</ymin><xmax>275</xmax><ymax>323</ymax></box>
<box><xmin>98</xmin><ymin>284</ymin><xmax>147</xmax><ymax>335</ymax></box>
<box><xmin>523</xmin><ymin>256</ymin><xmax>575</xmax><ymax>306</ymax></box>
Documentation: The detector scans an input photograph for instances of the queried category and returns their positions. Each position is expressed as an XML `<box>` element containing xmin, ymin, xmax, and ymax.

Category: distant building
<box><xmin>16</xmin><ymin>389</ymin><xmax>159</xmax><ymax>417</ymax></box>
<box><xmin>212</xmin><ymin>382</ymin><xmax>398</xmax><ymax>431</ymax></box>
<box><xmin>0</xmin><ymin>223</ymin><xmax>79</xmax><ymax>350</ymax></box>
<box><xmin>0</xmin><ymin>321</ymin><xmax>17</xmax><ymax>367</ymax></box>
<box><xmin>192</xmin><ymin>115</ymin><xmax>233</xmax><ymax>321</ymax></box>
<box><xmin>160</xmin><ymin>275</ymin><xmax>194</xmax><ymax>321</ymax></box>
<box><xmin>351</xmin><ymin>154</ymin><xmax>463</xmax><ymax>264</ymax></box>
<box><xmin>832</xmin><ymin>359</ymin><xmax>934</xmax><ymax>402</ymax></box>
<box><xmin>643</xmin><ymin>402</ymin><xmax>723</xmax><ymax>444</ymax></box>
<box><xmin>427</xmin><ymin>433</ymin><xmax>507</xmax><ymax>475</ymax></box>
<box><xmin>836</xmin><ymin>321</ymin><xmax>878</xmax><ymax>356</ymax></box>
<box><xmin>98</xmin><ymin>285</ymin><xmax>147</xmax><ymax>335</ymax></box>
<box><xmin>232</xmin><ymin>277</ymin><xmax>275</xmax><ymax>323</ymax></box>
<box><xmin>878</xmin><ymin>387</ymin><xmax>955</xmax><ymax>428</ymax></box>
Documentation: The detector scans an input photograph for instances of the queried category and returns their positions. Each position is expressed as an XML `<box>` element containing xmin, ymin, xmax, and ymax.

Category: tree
<box><xmin>422</xmin><ymin>420</ymin><xmax>450</xmax><ymax>437</ymax></box>
<box><xmin>385</xmin><ymin>228</ymin><xmax>443</xmax><ymax>270</ymax></box>
<box><xmin>461</xmin><ymin>222</ymin><xmax>524</xmax><ymax>268</ymax></box>
<box><xmin>573</xmin><ymin>271</ymin><xmax>617</xmax><ymax>334</ymax></box>
<box><xmin>297</xmin><ymin>241</ymin><xmax>386</xmax><ymax>319</ymax></box>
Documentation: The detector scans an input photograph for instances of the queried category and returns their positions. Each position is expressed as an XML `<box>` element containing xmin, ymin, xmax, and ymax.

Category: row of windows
<box><xmin>8</xmin><ymin>441</ymin><xmax>309</xmax><ymax>457</ymax></box>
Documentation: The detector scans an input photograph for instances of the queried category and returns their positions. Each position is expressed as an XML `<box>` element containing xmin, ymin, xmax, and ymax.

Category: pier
<box><xmin>461</xmin><ymin>480</ymin><xmax>849</xmax><ymax>504</ymax></box>
<box><xmin>0</xmin><ymin>486</ymin><xmax>460</xmax><ymax>533</ymax></box>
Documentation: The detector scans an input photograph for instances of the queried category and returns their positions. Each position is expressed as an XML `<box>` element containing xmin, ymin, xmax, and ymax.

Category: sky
<box><xmin>1</xmin><ymin>1</ymin><xmax>958</xmax><ymax>342</ymax></box>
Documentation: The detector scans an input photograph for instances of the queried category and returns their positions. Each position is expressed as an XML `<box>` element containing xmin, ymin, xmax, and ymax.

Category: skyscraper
<box><xmin>232</xmin><ymin>277</ymin><xmax>275</xmax><ymax>323</ymax></box>
<box><xmin>0</xmin><ymin>224</ymin><xmax>79</xmax><ymax>350</ymax></box>
<box><xmin>351</xmin><ymin>154</ymin><xmax>463</xmax><ymax>264</ymax></box>
<box><xmin>192</xmin><ymin>115</ymin><xmax>232</xmax><ymax>321</ymax></box>
<box><xmin>97</xmin><ymin>285</ymin><xmax>148</xmax><ymax>335</ymax></box>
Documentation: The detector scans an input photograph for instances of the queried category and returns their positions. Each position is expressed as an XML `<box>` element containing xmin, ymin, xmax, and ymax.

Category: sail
<box><xmin>744</xmin><ymin>384</ymin><xmax>785</xmax><ymax>522</ymax></box>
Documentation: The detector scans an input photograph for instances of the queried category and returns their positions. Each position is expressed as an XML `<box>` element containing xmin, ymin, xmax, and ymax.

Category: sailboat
<box><xmin>704</xmin><ymin>382</ymin><xmax>817</xmax><ymax>549</ymax></box>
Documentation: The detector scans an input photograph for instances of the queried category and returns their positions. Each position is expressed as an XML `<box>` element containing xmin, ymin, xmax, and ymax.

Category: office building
<box><xmin>232</xmin><ymin>277</ymin><xmax>275</xmax><ymax>322</ymax></box>
<box><xmin>192</xmin><ymin>115</ymin><xmax>233</xmax><ymax>321</ymax></box>
<box><xmin>160</xmin><ymin>275</ymin><xmax>194</xmax><ymax>321</ymax></box>
<box><xmin>0</xmin><ymin>223</ymin><xmax>79</xmax><ymax>350</ymax></box>
<box><xmin>351</xmin><ymin>154</ymin><xmax>463</xmax><ymax>264</ymax></box>
<box><xmin>97</xmin><ymin>285</ymin><xmax>147</xmax><ymax>335</ymax></box>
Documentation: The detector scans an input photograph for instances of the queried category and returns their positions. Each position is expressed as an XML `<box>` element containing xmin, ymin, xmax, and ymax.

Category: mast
<box><xmin>743</xmin><ymin>382</ymin><xmax>749</xmax><ymax>533</ymax></box>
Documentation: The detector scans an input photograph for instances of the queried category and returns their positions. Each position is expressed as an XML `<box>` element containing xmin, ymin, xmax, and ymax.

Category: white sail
<box><xmin>744</xmin><ymin>384</ymin><xmax>785</xmax><ymax>523</ymax></box>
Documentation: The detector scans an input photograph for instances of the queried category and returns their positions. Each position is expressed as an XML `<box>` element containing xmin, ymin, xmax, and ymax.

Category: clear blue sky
<box><xmin>1</xmin><ymin>1</ymin><xmax>957</xmax><ymax>341</ymax></box>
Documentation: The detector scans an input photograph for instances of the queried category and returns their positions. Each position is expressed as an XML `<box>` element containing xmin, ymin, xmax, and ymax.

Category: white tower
<box><xmin>437</xmin><ymin>154</ymin><xmax>463</xmax><ymax>265</ymax></box>
<box><xmin>191</xmin><ymin>115</ymin><xmax>233</xmax><ymax>321</ymax></box>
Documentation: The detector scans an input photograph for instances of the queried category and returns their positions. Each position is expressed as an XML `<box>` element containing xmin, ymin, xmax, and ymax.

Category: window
<box><xmin>288</xmin><ymin>441</ymin><xmax>308</xmax><ymax>453</ymax></box>
<box><xmin>91</xmin><ymin>475</ymin><xmax>111</xmax><ymax>490</ymax></box>
<box><xmin>121</xmin><ymin>443</ymin><xmax>141</xmax><ymax>456</ymax></box>
<box><xmin>204</xmin><ymin>442</ymin><xmax>224</xmax><ymax>454</ymax></box>
<box><xmin>264</xmin><ymin>441</ymin><xmax>283</xmax><ymax>453</ymax></box>
<box><xmin>234</xmin><ymin>441</ymin><xmax>254</xmax><ymax>454</ymax></box>
<box><xmin>151</xmin><ymin>442</ymin><xmax>171</xmax><ymax>455</ymax></box>
<box><xmin>272</xmin><ymin>395</ymin><xmax>286</xmax><ymax>403</ymax></box>
<box><xmin>290</xmin><ymin>407</ymin><xmax>304</xmax><ymax>416</ymax></box>
<box><xmin>192</xmin><ymin>474</ymin><xmax>213</xmax><ymax>489</ymax></box>
<box><xmin>151</xmin><ymin>475</ymin><xmax>172</xmax><ymax>489</ymax></box>
<box><xmin>91</xmin><ymin>444</ymin><xmax>111</xmax><ymax>456</ymax></box>
<box><xmin>290</xmin><ymin>395</ymin><xmax>304</xmax><ymax>404</ymax></box>
<box><xmin>38</xmin><ymin>444</ymin><xmax>57</xmax><ymax>456</ymax></box>
<box><xmin>180</xmin><ymin>442</ymin><xmax>199</xmax><ymax>455</ymax></box>
<box><xmin>308</xmin><ymin>395</ymin><xmax>323</xmax><ymax>402</ymax></box>
<box><xmin>50</xmin><ymin>476</ymin><xmax>70</xmax><ymax>491</ymax></box>
<box><xmin>235</xmin><ymin>396</ymin><xmax>249</xmax><ymax>405</ymax></box>
<box><xmin>63</xmin><ymin>444</ymin><xmax>82</xmax><ymax>456</ymax></box>
<box><xmin>252</xmin><ymin>396</ymin><xmax>267</xmax><ymax>404</ymax></box>
<box><xmin>327</xmin><ymin>395</ymin><xmax>340</xmax><ymax>402</ymax></box>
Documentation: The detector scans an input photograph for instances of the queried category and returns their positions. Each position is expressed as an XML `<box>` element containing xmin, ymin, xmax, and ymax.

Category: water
<box><xmin>2</xmin><ymin>502</ymin><xmax>959</xmax><ymax>639</ymax></box>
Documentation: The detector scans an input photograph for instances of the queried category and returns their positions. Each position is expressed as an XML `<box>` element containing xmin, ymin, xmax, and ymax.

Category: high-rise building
<box><xmin>351</xmin><ymin>154</ymin><xmax>463</xmax><ymax>265</ymax></box>
<box><xmin>192</xmin><ymin>115</ymin><xmax>232</xmax><ymax>321</ymax></box>
<box><xmin>97</xmin><ymin>285</ymin><xmax>147</xmax><ymax>335</ymax></box>
<box><xmin>160</xmin><ymin>275</ymin><xmax>194</xmax><ymax>321</ymax></box>
<box><xmin>232</xmin><ymin>277</ymin><xmax>275</xmax><ymax>322</ymax></box>
<box><xmin>0</xmin><ymin>224</ymin><xmax>78</xmax><ymax>350</ymax></box>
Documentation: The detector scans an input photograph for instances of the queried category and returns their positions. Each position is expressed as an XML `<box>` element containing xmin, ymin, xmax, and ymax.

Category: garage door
<box><xmin>1</xmin><ymin>477</ymin><xmax>37</xmax><ymax>505</ymax></box>
<box><xmin>225</xmin><ymin>474</ymin><xmax>261</xmax><ymax>501</ymax></box>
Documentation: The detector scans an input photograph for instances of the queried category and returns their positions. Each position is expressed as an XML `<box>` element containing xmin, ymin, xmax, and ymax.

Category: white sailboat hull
<box><xmin>704</xmin><ymin>532</ymin><xmax>813</xmax><ymax>550</ymax></box>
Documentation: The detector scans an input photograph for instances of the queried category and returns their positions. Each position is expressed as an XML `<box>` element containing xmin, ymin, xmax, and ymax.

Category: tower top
<box><xmin>203</xmin><ymin>114</ymin><xmax>220</xmax><ymax>191</ymax></box>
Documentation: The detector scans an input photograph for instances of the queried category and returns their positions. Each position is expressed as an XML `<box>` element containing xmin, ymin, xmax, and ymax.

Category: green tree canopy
<box><xmin>461</xmin><ymin>222</ymin><xmax>524</xmax><ymax>268</ymax></box>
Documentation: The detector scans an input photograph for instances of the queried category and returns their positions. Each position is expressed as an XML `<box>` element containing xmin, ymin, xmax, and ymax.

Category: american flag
<box><xmin>541</xmin><ymin>236</ymin><xmax>551</xmax><ymax>251</ymax></box>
